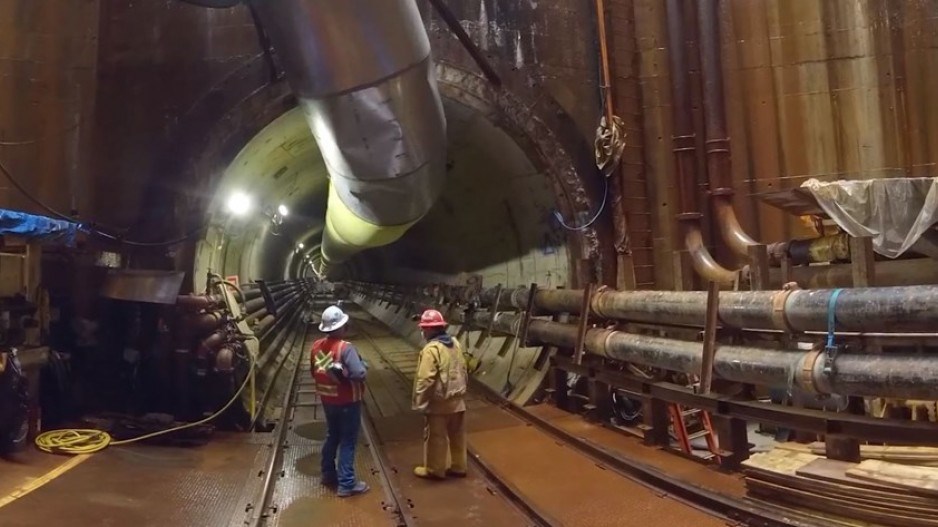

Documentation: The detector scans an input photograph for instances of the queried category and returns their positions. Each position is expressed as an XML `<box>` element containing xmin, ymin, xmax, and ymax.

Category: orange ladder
<box><xmin>668</xmin><ymin>404</ymin><xmax>720</xmax><ymax>462</ymax></box>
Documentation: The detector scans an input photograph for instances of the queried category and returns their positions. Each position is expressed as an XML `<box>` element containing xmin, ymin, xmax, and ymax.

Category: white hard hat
<box><xmin>319</xmin><ymin>305</ymin><xmax>349</xmax><ymax>333</ymax></box>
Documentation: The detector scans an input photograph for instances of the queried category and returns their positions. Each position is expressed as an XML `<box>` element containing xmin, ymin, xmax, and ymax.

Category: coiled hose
<box><xmin>35</xmin><ymin>348</ymin><xmax>256</xmax><ymax>455</ymax></box>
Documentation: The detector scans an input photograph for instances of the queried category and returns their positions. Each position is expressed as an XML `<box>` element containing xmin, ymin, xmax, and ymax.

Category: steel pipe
<box><xmin>465</xmin><ymin>283</ymin><xmax>938</xmax><ymax>333</ymax></box>
<box><xmin>665</xmin><ymin>0</ymin><xmax>737</xmax><ymax>284</ymax></box>
<box><xmin>176</xmin><ymin>294</ymin><xmax>223</xmax><ymax>311</ymax></box>
<box><xmin>772</xmin><ymin>257</ymin><xmax>938</xmax><ymax>288</ymax></box>
<box><xmin>697</xmin><ymin>0</ymin><xmax>757</xmax><ymax>259</ymax></box>
<box><xmin>469</xmin><ymin>311</ymin><xmax>938</xmax><ymax>400</ymax></box>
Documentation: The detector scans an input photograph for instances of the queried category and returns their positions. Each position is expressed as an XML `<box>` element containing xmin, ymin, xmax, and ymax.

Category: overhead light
<box><xmin>278</xmin><ymin>204</ymin><xmax>289</xmax><ymax>217</ymax></box>
<box><xmin>226</xmin><ymin>191</ymin><xmax>252</xmax><ymax>216</ymax></box>
<box><xmin>297</xmin><ymin>242</ymin><xmax>304</xmax><ymax>249</ymax></box>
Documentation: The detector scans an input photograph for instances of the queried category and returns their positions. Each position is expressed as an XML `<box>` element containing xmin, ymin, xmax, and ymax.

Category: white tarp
<box><xmin>801</xmin><ymin>177</ymin><xmax>938</xmax><ymax>258</ymax></box>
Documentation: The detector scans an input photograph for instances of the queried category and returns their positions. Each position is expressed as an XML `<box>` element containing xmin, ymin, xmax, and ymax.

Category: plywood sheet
<box><xmin>848</xmin><ymin>460</ymin><xmax>938</xmax><ymax>498</ymax></box>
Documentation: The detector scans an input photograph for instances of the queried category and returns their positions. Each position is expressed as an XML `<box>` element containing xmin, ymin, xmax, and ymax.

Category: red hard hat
<box><xmin>418</xmin><ymin>309</ymin><xmax>447</xmax><ymax>328</ymax></box>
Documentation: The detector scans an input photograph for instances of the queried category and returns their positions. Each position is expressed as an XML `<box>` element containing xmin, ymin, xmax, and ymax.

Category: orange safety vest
<box><xmin>311</xmin><ymin>338</ymin><xmax>364</xmax><ymax>405</ymax></box>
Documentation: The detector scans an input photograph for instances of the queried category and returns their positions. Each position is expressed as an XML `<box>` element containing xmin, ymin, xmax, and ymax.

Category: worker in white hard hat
<box><xmin>412</xmin><ymin>309</ymin><xmax>469</xmax><ymax>479</ymax></box>
<box><xmin>311</xmin><ymin>305</ymin><xmax>370</xmax><ymax>497</ymax></box>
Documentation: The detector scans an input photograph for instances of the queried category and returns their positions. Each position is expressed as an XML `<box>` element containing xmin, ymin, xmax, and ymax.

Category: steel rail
<box><xmin>469</xmin><ymin>379</ymin><xmax>824</xmax><ymax>527</ymax></box>
<box><xmin>355</xmin><ymin>319</ymin><xmax>560</xmax><ymax>527</ymax></box>
<box><xmin>247</xmin><ymin>315</ymin><xmax>310</xmax><ymax>527</ymax></box>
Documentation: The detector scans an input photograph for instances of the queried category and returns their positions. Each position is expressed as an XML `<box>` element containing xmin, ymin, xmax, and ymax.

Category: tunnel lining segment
<box><xmin>182</xmin><ymin>60</ymin><xmax>603</xmax><ymax>288</ymax></box>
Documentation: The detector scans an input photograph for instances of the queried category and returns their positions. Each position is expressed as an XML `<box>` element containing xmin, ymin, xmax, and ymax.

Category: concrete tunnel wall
<box><xmin>191</xmin><ymin>73</ymin><xmax>576</xmax><ymax>402</ymax></box>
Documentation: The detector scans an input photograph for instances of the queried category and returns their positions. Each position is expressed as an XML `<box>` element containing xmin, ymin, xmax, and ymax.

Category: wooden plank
<box><xmin>742</xmin><ymin>449</ymin><xmax>820</xmax><ymax>476</ymax></box>
<box><xmin>779</xmin><ymin>442</ymin><xmax>938</xmax><ymax>465</ymax></box>
<box><xmin>797</xmin><ymin>458</ymin><xmax>910</xmax><ymax>494</ymax></box>
<box><xmin>750</xmin><ymin>469</ymin><xmax>938</xmax><ymax>511</ymax></box>
<box><xmin>848</xmin><ymin>460</ymin><xmax>938</xmax><ymax>497</ymax></box>
<box><xmin>744</xmin><ymin>495</ymin><xmax>867</xmax><ymax>527</ymax></box>
<box><xmin>747</xmin><ymin>479</ymin><xmax>938</xmax><ymax>527</ymax></box>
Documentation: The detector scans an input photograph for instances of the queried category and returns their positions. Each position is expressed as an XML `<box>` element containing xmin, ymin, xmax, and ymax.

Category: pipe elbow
<box><xmin>683</xmin><ymin>225</ymin><xmax>739</xmax><ymax>285</ymax></box>
<box><xmin>713</xmin><ymin>198</ymin><xmax>758</xmax><ymax>259</ymax></box>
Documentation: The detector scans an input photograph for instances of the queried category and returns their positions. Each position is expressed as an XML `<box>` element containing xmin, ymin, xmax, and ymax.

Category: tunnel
<box><xmin>5</xmin><ymin>1</ymin><xmax>938</xmax><ymax>526</ymax></box>
<box><xmin>186</xmin><ymin>56</ymin><xmax>595</xmax><ymax>413</ymax></box>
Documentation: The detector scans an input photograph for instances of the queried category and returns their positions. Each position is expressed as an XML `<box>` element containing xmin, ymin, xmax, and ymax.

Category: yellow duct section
<box><xmin>321</xmin><ymin>184</ymin><xmax>416</xmax><ymax>265</ymax></box>
<box><xmin>252</xmin><ymin>0</ymin><xmax>447</xmax><ymax>272</ymax></box>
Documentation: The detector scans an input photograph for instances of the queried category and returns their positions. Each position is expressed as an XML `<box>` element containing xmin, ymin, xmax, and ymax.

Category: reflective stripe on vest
<box><xmin>311</xmin><ymin>338</ymin><xmax>363</xmax><ymax>404</ymax></box>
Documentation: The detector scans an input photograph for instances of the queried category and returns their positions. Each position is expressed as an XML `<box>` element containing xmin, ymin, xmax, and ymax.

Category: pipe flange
<box><xmin>797</xmin><ymin>349</ymin><xmax>823</xmax><ymax>394</ymax></box>
<box><xmin>771</xmin><ymin>287</ymin><xmax>799</xmax><ymax>332</ymax></box>
<box><xmin>590</xmin><ymin>288</ymin><xmax>611</xmax><ymax>319</ymax></box>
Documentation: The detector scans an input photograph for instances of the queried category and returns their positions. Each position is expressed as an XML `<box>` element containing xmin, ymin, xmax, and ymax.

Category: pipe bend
<box><xmin>683</xmin><ymin>224</ymin><xmax>738</xmax><ymax>285</ymax></box>
<box><xmin>713</xmin><ymin>197</ymin><xmax>758</xmax><ymax>259</ymax></box>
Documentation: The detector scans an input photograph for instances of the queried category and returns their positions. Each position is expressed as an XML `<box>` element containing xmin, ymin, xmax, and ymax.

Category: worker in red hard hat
<box><xmin>412</xmin><ymin>309</ymin><xmax>469</xmax><ymax>479</ymax></box>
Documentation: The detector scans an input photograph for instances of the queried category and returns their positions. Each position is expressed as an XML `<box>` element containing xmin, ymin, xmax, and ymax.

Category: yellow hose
<box><xmin>35</xmin><ymin>351</ymin><xmax>256</xmax><ymax>456</ymax></box>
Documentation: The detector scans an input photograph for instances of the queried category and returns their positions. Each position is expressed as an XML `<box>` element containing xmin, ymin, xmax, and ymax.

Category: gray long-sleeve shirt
<box><xmin>339</xmin><ymin>344</ymin><xmax>367</xmax><ymax>381</ymax></box>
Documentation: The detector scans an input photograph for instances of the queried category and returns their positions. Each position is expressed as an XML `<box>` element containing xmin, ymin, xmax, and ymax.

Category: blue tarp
<box><xmin>0</xmin><ymin>209</ymin><xmax>85</xmax><ymax>247</ymax></box>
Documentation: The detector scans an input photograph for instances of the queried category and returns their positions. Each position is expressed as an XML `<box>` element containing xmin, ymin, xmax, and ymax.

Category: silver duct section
<box><xmin>251</xmin><ymin>0</ymin><xmax>447</xmax><ymax>266</ymax></box>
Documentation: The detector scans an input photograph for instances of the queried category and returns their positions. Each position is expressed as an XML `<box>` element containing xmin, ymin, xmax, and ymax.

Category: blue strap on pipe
<box><xmin>823</xmin><ymin>288</ymin><xmax>844</xmax><ymax>378</ymax></box>
<box><xmin>826</xmin><ymin>288</ymin><xmax>844</xmax><ymax>349</ymax></box>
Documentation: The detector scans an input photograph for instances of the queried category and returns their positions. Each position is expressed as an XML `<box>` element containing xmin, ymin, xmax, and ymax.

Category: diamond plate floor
<box><xmin>0</xmin><ymin>433</ymin><xmax>268</xmax><ymax>527</ymax></box>
<box><xmin>265</xmin><ymin>370</ymin><xmax>398</xmax><ymax>527</ymax></box>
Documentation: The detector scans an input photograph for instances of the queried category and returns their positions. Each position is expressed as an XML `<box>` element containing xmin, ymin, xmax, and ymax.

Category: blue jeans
<box><xmin>321</xmin><ymin>402</ymin><xmax>362</xmax><ymax>491</ymax></box>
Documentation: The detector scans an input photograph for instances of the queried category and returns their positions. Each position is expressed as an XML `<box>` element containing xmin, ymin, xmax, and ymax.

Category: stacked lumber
<box><xmin>776</xmin><ymin>442</ymin><xmax>938</xmax><ymax>467</ymax></box>
<box><xmin>742</xmin><ymin>448</ymin><xmax>938</xmax><ymax>527</ymax></box>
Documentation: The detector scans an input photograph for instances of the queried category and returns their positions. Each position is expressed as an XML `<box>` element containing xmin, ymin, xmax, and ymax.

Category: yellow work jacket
<box><xmin>413</xmin><ymin>336</ymin><xmax>468</xmax><ymax>414</ymax></box>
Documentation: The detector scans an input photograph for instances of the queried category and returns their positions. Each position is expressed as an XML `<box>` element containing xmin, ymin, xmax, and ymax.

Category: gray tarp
<box><xmin>802</xmin><ymin>177</ymin><xmax>938</xmax><ymax>258</ymax></box>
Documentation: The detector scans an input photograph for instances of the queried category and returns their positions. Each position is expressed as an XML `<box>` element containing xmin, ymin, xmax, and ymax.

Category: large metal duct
<box><xmin>251</xmin><ymin>0</ymin><xmax>447</xmax><ymax>268</ymax></box>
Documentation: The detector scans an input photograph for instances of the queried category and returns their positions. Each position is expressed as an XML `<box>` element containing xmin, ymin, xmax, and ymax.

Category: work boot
<box><xmin>320</xmin><ymin>474</ymin><xmax>337</xmax><ymax>488</ymax></box>
<box><xmin>413</xmin><ymin>466</ymin><xmax>445</xmax><ymax>480</ymax></box>
<box><xmin>337</xmin><ymin>481</ymin><xmax>370</xmax><ymax>497</ymax></box>
<box><xmin>446</xmin><ymin>469</ymin><xmax>467</xmax><ymax>478</ymax></box>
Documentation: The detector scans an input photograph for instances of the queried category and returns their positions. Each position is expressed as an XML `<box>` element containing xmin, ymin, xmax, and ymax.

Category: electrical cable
<box><xmin>551</xmin><ymin>175</ymin><xmax>610</xmax><ymax>232</ymax></box>
<box><xmin>0</xmin><ymin>157</ymin><xmax>205</xmax><ymax>248</ymax></box>
<box><xmin>36</xmin><ymin>277</ymin><xmax>260</xmax><ymax>455</ymax></box>
<box><xmin>34</xmin><ymin>350</ymin><xmax>256</xmax><ymax>455</ymax></box>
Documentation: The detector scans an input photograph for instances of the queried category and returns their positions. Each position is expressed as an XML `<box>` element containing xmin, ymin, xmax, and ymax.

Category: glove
<box><xmin>327</xmin><ymin>362</ymin><xmax>346</xmax><ymax>382</ymax></box>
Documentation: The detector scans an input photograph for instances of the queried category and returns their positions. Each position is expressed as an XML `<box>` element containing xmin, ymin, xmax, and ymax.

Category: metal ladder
<box><xmin>669</xmin><ymin>404</ymin><xmax>720</xmax><ymax>461</ymax></box>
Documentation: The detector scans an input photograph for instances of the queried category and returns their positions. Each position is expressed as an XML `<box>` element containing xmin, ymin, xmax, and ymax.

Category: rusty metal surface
<box><xmin>351</xmin><ymin>308</ymin><xmax>728</xmax><ymax>526</ymax></box>
<box><xmin>526</xmin><ymin>404</ymin><xmax>747</xmax><ymax>497</ymax></box>
<box><xmin>351</xmin><ymin>320</ymin><xmax>535</xmax><ymax>526</ymax></box>
<box><xmin>0</xmin><ymin>435</ymin><xmax>267</xmax><ymax>527</ymax></box>
<box><xmin>631</xmin><ymin>0</ymin><xmax>938</xmax><ymax>285</ymax></box>
<box><xmin>469</xmin><ymin>424</ymin><xmax>726</xmax><ymax>527</ymax></box>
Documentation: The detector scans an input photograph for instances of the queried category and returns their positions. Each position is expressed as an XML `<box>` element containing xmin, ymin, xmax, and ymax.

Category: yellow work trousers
<box><xmin>423</xmin><ymin>412</ymin><xmax>467</xmax><ymax>477</ymax></box>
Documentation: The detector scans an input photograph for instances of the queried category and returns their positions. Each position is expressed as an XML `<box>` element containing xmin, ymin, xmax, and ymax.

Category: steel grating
<box><xmin>265</xmin><ymin>372</ymin><xmax>396</xmax><ymax>527</ymax></box>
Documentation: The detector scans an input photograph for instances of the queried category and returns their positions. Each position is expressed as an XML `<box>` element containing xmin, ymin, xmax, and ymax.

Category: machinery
<box><xmin>0</xmin><ymin>348</ymin><xmax>28</xmax><ymax>454</ymax></box>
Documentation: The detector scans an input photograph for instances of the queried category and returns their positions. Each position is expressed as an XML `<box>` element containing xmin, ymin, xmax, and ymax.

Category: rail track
<box><xmin>356</xmin><ymin>320</ymin><xmax>560</xmax><ymax>527</ymax></box>
<box><xmin>244</xmin><ymin>308</ymin><xmax>826</xmax><ymax>527</ymax></box>
<box><xmin>352</xmin><ymin>313</ymin><xmax>827</xmax><ymax>527</ymax></box>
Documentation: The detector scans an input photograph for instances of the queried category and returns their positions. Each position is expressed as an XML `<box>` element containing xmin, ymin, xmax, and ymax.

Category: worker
<box><xmin>412</xmin><ymin>309</ymin><xmax>469</xmax><ymax>479</ymax></box>
<box><xmin>312</xmin><ymin>305</ymin><xmax>370</xmax><ymax>497</ymax></box>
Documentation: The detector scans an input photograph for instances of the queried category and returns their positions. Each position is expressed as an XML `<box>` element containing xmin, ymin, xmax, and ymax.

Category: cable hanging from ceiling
<box><xmin>0</xmin><ymin>158</ymin><xmax>205</xmax><ymax>248</ymax></box>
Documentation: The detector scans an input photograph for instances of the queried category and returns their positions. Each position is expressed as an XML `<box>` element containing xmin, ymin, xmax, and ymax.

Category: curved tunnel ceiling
<box><xmin>195</xmin><ymin>94</ymin><xmax>571</xmax><ymax>293</ymax></box>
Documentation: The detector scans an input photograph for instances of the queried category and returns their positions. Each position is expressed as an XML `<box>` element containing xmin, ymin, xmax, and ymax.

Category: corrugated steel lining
<box><xmin>629</xmin><ymin>0</ymin><xmax>938</xmax><ymax>288</ymax></box>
